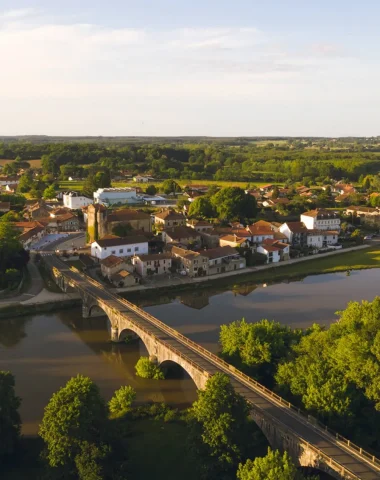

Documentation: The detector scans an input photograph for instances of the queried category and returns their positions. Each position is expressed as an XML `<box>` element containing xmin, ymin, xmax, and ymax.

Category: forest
<box><xmin>2</xmin><ymin>137</ymin><xmax>380</xmax><ymax>184</ymax></box>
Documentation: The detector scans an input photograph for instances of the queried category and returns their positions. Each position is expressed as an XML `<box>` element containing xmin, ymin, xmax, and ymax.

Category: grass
<box><xmin>125</xmin><ymin>418</ymin><xmax>198</xmax><ymax>480</ymax></box>
<box><xmin>58</xmin><ymin>179</ymin><xmax>283</xmax><ymax>192</ymax></box>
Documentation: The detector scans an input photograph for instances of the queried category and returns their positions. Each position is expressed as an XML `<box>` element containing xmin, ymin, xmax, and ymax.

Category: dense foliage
<box><xmin>135</xmin><ymin>356</ymin><xmax>165</xmax><ymax>379</ymax></box>
<box><xmin>189</xmin><ymin>373</ymin><xmax>261</xmax><ymax>479</ymax></box>
<box><xmin>3</xmin><ymin>139</ymin><xmax>380</xmax><ymax>183</ymax></box>
<box><xmin>220</xmin><ymin>298</ymin><xmax>380</xmax><ymax>453</ymax></box>
<box><xmin>0</xmin><ymin>371</ymin><xmax>21</xmax><ymax>462</ymax></box>
<box><xmin>237</xmin><ymin>448</ymin><xmax>314</xmax><ymax>480</ymax></box>
<box><xmin>108</xmin><ymin>385</ymin><xmax>136</xmax><ymax>415</ymax></box>
<box><xmin>0</xmin><ymin>222</ymin><xmax>29</xmax><ymax>289</ymax></box>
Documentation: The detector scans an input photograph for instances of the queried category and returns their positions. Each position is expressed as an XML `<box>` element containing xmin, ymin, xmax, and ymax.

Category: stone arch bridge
<box><xmin>45</xmin><ymin>255</ymin><xmax>380</xmax><ymax>480</ymax></box>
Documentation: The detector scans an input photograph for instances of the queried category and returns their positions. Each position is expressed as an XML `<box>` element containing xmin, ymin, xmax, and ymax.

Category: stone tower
<box><xmin>86</xmin><ymin>204</ymin><xmax>107</xmax><ymax>243</ymax></box>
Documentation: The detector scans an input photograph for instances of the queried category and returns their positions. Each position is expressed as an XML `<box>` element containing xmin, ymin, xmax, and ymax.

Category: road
<box><xmin>45</xmin><ymin>254</ymin><xmax>380</xmax><ymax>480</ymax></box>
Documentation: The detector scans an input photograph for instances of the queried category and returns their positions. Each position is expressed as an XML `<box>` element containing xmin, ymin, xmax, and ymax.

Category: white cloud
<box><xmin>0</xmin><ymin>12</ymin><xmax>379</xmax><ymax>136</ymax></box>
<box><xmin>0</xmin><ymin>8</ymin><xmax>36</xmax><ymax>19</ymax></box>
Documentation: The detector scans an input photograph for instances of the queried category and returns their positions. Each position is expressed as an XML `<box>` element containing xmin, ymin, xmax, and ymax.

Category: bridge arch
<box><xmin>118</xmin><ymin>327</ymin><xmax>154</xmax><ymax>357</ymax></box>
<box><xmin>157</xmin><ymin>354</ymin><xmax>208</xmax><ymax>390</ymax></box>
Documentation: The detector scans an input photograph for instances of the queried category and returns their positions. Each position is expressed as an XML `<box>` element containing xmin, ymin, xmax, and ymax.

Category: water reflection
<box><xmin>0</xmin><ymin>309</ymin><xmax>197</xmax><ymax>435</ymax></box>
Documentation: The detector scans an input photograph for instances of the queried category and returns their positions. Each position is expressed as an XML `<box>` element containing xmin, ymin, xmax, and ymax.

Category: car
<box><xmin>364</xmin><ymin>235</ymin><xmax>373</xmax><ymax>240</ymax></box>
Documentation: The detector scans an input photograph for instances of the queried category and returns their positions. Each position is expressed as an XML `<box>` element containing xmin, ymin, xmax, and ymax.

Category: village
<box><xmin>1</xmin><ymin>173</ymin><xmax>379</xmax><ymax>290</ymax></box>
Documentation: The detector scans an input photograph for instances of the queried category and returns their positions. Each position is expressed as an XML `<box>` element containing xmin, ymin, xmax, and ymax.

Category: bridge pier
<box><xmin>111</xmin><ymin>327</ymin><xmax>119</xmax><ymax>343</ymax></box>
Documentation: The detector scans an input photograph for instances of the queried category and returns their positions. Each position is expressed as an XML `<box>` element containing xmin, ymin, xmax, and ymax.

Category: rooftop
<box><xmin>107</xmin><ymin>208</ymin><xmax>151</xmax><ymax>222</ymax></box>
<box><xmin>95</xmin><ymin>187</ymin><xmax>136</xmax><ymax>193</ymax></box>
<box><xmin>164</xmin><ymin>225</ymin><xmax>200</xmax><ymax>240</ymax></box>
<box><xmin>94</xmin><ymin>235</ymin><xmax>148</xmax><ymax>248</ymax></box>
<box><xmin>154</xmin><ymin>209</ymin><xmax>186</xmax><ymax>221</ymax></box>
<box><xmin>202</xmin><ymin>245</ymin><xmax>239</xmax><ymax>260</ymax></box>
<box><xmin>219</xmin><ymin>235</ymin><xmax>247</xmax><ymax>245</ymax></box>
<box><xmin>284</xmin><ymin>222</ymin><xmax>309</xmax><ymax>233</ymax></box>
<box><xmin>134</xmin><ymin>253</ymin><xmax>172</xmax><ymax>262</ymax></box>
<box><xmin>100</xmin><ymin>255</ymin><xmax>125</xmax><ymax>268</ymax></box>
<box><xmin>301</xmin><ymin>208</ymin><xmax>340</xmax><ymax>219</ymax></box>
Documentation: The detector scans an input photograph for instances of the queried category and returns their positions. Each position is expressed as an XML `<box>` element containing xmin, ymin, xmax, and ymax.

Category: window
<box><xmin>135</xmin><ymin>247</ymin><xmax>139</xmax><ymax>252</ymax></box>
<box><xmin>147</xmin><ymin>261</ymin><xmax>151</xmax><ymax>266</ymax></box>
<box><xmin>127</xmin><ymin>248</ymin><xmax>131</xmax><ymax>253</ymax></box>
<box><xmin>119</xmin><ymin>249</ymin><xmax>123</xmax><ymax>253</ymax></box>
<box><xmin>111</xmin><ymin>250</ymin><xmax>116</xmax><ymax>254</ymax></box>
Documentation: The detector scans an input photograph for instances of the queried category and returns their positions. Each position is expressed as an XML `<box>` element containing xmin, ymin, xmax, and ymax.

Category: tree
<box><xmin>0</xmin><ymin>371</ymin><xmax>21</xmax><ymax>461</ymax></box>
<box><xmin>161</xmin><ymin>179</ymin><xmax>181</xmax><ymax>195</ymax></box>
<box><xmin>145</xmin><ymin>185</ymin><xmax>157</xmax><ymax>195</ymax></box>
<box><xmin>43</xmin><ymin>185</ymin><xmax>57</xmax><ymax>199</ymax></box>
<box><xmin>271</xmin><ymin>186</ymin><xmax>279</xmax><ymax>199</ymax></box>
<box><xmin>237</xmin><ymin>448</ymin><xmax>312</xmax><ymax>480</ymax></box>
<box><xmin>0</xmin><ymin>223</ymin><xmax>29</xmax><ymax>288</ymax></box>
<box><xmin>39</xmin><ymin>375</ymin><xmax>109</xmax><ymax>473</ymax></box>
<box><xmin>211</xmin><ymin>187</ymin><xmax>257</xmax><ymax>220</ymax></box>
<box><xmin>95</xmin><ymin>169</ymin><xmax>111</xmax><ymax>189</ymax></box>
<box><xmin>188</xmin><ymin>196</ymin><xmax>215</xmax><ymax>218</ymax></box>
<box><xmin>108</xmin><ymin>385</ymin><xmax>136</xmax><ymax>415</ymax></box>
<box><xmin>17</xmin><ymin>173</ymin><xmax>33</xmax><ymax>193</ymax></box>
<box><xmin>135</xmin><ymin>357</ymin><xmax>164</xmax><ymax>380</ymax></box>
<box><xmin>82</xmin><ymin>174</ymin><xmax>98</xmax><ymax>198</ymax></box>
<box><xmin>190</xmin><ymin>372</ymin><xmax>256</xmax><ymax>478</ymax></box>
<box><xmin>0</xmin><ymin>211</ymin><xmax>21</xmax><ymax>222</ymax></box>
<box><xmin>112</xmin><ymin>223</ymin><xmax>133</xmax><ymax>237</ymax></box>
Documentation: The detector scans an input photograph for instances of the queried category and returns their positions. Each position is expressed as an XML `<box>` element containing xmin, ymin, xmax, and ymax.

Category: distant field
<box><xmin>0</xmin><ymin>158</ymin><xmax>42</xmax><ymax>168</ymax></box>
<box><xmin>59</xmin><ymin>179</ymin><xmax>283</xmax><ymax>191</ymax></box>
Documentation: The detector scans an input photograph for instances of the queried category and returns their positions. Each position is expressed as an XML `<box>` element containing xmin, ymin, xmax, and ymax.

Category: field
<box><xmin>0</xmin><ymin>159</ymin><xmax>42</xmax><ymax>168</ymax></box>
<box><xmin>58</xmin><ymin>179</ymin><xmax>283</xmax><ymax>191</ymax></box>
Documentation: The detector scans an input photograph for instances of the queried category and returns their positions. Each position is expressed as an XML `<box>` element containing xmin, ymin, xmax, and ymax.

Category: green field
<box><xmin>58</xmin><ymin>179</ymin><xmax>283</xmax><ymax>192</ymax></box>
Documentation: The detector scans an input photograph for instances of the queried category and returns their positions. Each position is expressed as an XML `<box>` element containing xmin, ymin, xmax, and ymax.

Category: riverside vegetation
<box><xmin>0</xmin><ymin>371</ymin><xmax>319</xmax><ymax>480</ymax></box>
<box><xmin>219</xmin><ymin>297</ymin><xmax>380</xmax><ymax>455</ymax></box>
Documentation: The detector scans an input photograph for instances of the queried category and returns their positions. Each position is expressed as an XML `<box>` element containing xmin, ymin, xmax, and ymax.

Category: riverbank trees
<box><xmin>0</xmin><ymin>371</ymin><xmax>21</xmax><ymax>464</ymax></box>
<box><xmin>219</xmin><ymin>297</ymin><xmax>380</xmax><ymax>453</ymax></box>
<box><xmin>0</xmin><ymin>222</ymin><xmax>29</xmax><ymax>289</ymax></box>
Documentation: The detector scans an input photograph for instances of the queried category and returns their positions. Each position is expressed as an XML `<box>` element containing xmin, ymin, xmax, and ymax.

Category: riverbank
<box><xmin>123</xmin><ymin>244</ymin><xmax>379</xmax><ymax>299</ymax></box>
<box><xmin>0</xmin><ymin>295</ymin><xmax>81</xmax><ymax>319</ymax></box>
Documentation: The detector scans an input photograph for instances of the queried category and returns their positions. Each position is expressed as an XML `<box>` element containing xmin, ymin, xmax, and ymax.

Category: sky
<box><xmin>0</xmin><ymin>1</ymin><xmax>379</xmax><ymax>137</ymax></box>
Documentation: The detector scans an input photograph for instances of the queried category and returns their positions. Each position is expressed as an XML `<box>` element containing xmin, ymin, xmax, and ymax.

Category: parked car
<box><xmin>364</xmin><ymin>235</ymin><xmax>373</xmax><ymax>240</ymax></box>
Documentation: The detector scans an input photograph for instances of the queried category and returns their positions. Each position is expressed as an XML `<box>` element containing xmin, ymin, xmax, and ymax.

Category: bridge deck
<box><xmin>47</xmin><ymin>256</ymin><xmax>380</xmax><ymax>480</ymax></box>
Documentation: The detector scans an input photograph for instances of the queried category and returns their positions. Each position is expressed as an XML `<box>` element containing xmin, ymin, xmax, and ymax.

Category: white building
<box><xmin>93</xmin><ymin>187</ymin><xmax>139</xmax><ymax>206</ymax></box>
<box><xmin>307</xmin><ymin>230</ymin><xmax>339</xmax><ymax>249</ymax></box>
<box><xmin>63</xmin><ymin>191</ymin><xmax>93</xmax><ymax>210</ymax></box>
<box><xmin>132</xmin><ymin>253</ymin><xmax>172</xmax><ymax>277</ymax></box>
<box><xmin>301</xmin><ymin>209</ymin><xmax>341</xmax><ymax>232</ymax></box>
<box><xmin>91</xmin><ymin>235</ymin><xmax>148</xmax><ymax>260</ymax></box>
<box><xmin>257</xmin><ymin>245</ymin><xmax>281</xmax><ymax>263</ymax></box>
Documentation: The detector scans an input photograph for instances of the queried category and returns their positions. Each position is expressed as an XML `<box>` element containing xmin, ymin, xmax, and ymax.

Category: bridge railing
<box><xmin>69</xmin><ymin>267</ymin><xmax>380</xmax><ymax>474</ymax></box>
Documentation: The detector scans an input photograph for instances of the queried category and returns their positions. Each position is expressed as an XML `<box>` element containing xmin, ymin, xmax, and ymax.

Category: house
<box><xmin>91</xmin><ymin>235</ymin><xmax>149</xmax><ymax>260</ymax></box>
<box><xmin>93</xmin><ymin>187</ymin><xmax>139</xmax><ymax>206</ymax></box>
<box><xmin>154</xmin><ymin>209</ymin><xmax>186</xmax><ymax>228</ymax></box>
<box><xmin>23</xmin><ymin>200</ymin><xmax>50</xmax><ymax>219</ymax></box>
<box><xmin>186</xmin><ymin>219</ymin><xmax>214</xmax><ymax>233</ymax></box>
<box><xmin>245</xmin><ymin>221</ymin><xmax>275</xmax><ymax>244</ymax></box>
<box><xmin>133</xmin><ymin>175</ymin><xmax>155</xmax><ymax>183</ymax></box>
<box><xmin>170</xmin><ymin>246</ymin><xmax>209</xmax><ymax>277</ymax></box>
<box><xmin>202</xmin><ymin>246</ymin><xmax>246</xmax><ymax>275</ymax></box>
<box><xmin>307</xmin><ymin>230</ymin><xmax>339</xmax><ymax>249</ymax></box>
<box><xmin>262</xmin><ymin>198</ymin><xmax>290</xmax><ymax>208</ymax></box>
<box><xmin>257</xmin><ymin>245</ymin><xmax>281</xmax><ymax>263</ymax></box>
<box><xmin>100</xmin><ymin>255</ymin><xmax>127</xmax><ymax>279</ymax></box>
<box><xmin>0</xmin><ymin>176</ymin><xmax>19</xmax><ymax>186</ymax></box>
<box><xmin>262</xmin><ymin>238</ymin><xmax>290</xmax><ymax>260</ymax></box>
<box><xmin>63</xmin><ymin>191</ymin><xmax>93</xmax><ymax>210</ymax></box>
<box><xmin>333</xmin><ymin>183</ymin><xmax>356</xmax><ymax>195</ymax></box>
<box><xmin>259</xmin><ymin>184</ymin><xmax>274</xmax><ymax>193</ymax></box>
<box><xmin>301</xmin><ymin>209</ymin><xmax>341</xmax><ymax>232</ymax></box>
<box><xmin>49</xmin><ymin>207</ymin><xmax>71</xmax><ymax>217</ymax></box>
<box><xmin>279</xmin><ymin>222</ymin><xmax>309</xmax><ymax>246</ymax></box>
<box><xmin>15</xmin><ymin>222</ymin><xmax>46</xmax><ymax>248</ymax></box>
<box><xmin>111</xmin><ymin>270</ymin><xmax>136</xmax><ymax>287</ymax></box>
<box><xmin>0</xmin><ymin>201</ymin><xmax>10</xmax><ymax>213</ymax></box>
<box><xmin>162</xmin><ymin>226</ymin><xmax>201</xmax><ymax>247</ymax></box>
<box><xmin>219</xmin><ymin>234</ymin><xmax>250</xmax><ymax>248</ymax></box>
<box><xmin>345</xmin><ymin>205</ymin><xmax>380</xmax><ymax>217</ymax></box>
<box><xmin>132</xmin><ymin>253</ymin><xmax>172</xmax><ymax>277</ymax></box>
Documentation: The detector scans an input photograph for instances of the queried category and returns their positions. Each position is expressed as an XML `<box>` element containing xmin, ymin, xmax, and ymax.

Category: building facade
<box><xmin>91</xmin><ymin>235</ymin><xmax>148</xmax><ymax>260</ymax></box>
<box><xmin>94</xmin><ymin>187</ymin><xmax>139</xmax><ymax>206</ymax></box>
<box><xmin>132</xmin><ymin>253</ymin><xmax>172</xmax><ymax>277</ymax></box>
<box><xmin>301</xmin><ymin>209</ymin><xmax>341</xmax><ymax>232</ymax></box>
<box><xmin>63</xmin><ymin>191</ymin><xmax>93</xmax><ymax>210</ymax></box>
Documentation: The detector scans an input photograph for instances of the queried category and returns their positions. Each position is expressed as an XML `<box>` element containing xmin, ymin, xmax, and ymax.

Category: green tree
<box><xmin>108</xmin><ymin>385</ymin><xmax>136</xmax><ymax>415</ymax></box>
<box><xmin>112</xmin><ymin>223</ymin><xmax>133</xmax><ymax>237</ymax></box>
<box><xmin>145</xmin><ymin>184</ymin><xmax>157</xmax><ymax>195</ymax></box>
<box><xmin>237</xmin><ymin>448</ymin><xmax>312</xmax><ymax>480</ymax></box>
<box><xmin>43</xmin><ymin>185</ymin><xmax>57</xmax><ymax>199</ymax></box>
<box><xmin>135</xmin><ymin>357</ymin><xmax>165</xmax><ymax>380</ymax></box>
<box><xmin>17</xmin><ymin>173</ymin><xmax>33</xmax><ymax>193</ymax></box>
<box><xmin>39</xmin><ymin>375</ymin><xmax>109</xmax><ymax>473</ymax></box>
<box><xmin>188</xmin><ymin>196</ymin><xmax>215</xmax><ymax>218</ymax></box>
<box><xmin>0</xmin><ymin>211</ymin><xmax>21</xmax><ymax>222</ymax></box>
<box><xmin>82</xmin><ymin>174</ymin><xmax>98</xmax><ymax>198</ymax></box>
<box><xmin>95</xmin><ymin>169</ymin><xmax>111</xmax><ymax>189</ymax></box>
<box><xmin>0</xmin><ymin>371</ymin><xmax>21</xmax><ymax>461</ymax></box>
<box><xmin>190</xmin><ymin>373</ymin><xmax>256</xmax><ymax>478</ymax></box>
<box><xmin>211</xmin><ymin>187</ymin><xmax>257</xmax><ymax>220</ymax></box>
<box><xmin>271</xmin><ymin>186</ymin><xmax>279</xmax><ymax>199</ymax></box>
<box><xmin>161</xmin><ymin>179</ymin><xmax>181</xmax><ymax>195</ymax></box>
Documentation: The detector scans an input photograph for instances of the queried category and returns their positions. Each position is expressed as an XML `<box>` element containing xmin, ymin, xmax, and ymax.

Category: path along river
<box><xmin>1</xmin><ymin>268</ymin><xmax>379</xmax><ymax>434</ymax></box>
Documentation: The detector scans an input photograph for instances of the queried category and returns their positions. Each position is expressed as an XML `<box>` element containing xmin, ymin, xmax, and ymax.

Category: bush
<box><xmin>135</xmin><ymin>357</ymin><xmax>165</xmax><ymax>380</ymax></box>
<box><xmin>108</xmin><ymin>386</ymin><xmax>136</xmax><ymax>415</ymax></box>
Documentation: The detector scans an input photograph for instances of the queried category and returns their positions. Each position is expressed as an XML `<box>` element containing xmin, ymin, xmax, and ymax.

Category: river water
<box><xmin>1</xmin><ymin>268</ymin><xmax>379</xmax><ymax>435</ymax></box>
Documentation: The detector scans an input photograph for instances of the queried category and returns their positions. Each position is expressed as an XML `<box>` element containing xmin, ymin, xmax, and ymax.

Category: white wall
<box><xmin>257</xmin><ymin>246</ymin><xmax>280</xmax><ymax>263</ymax></box>
<box><xmin>301</xmin><ymin>215</ymin><xmax>315</xmax><ymax>230</ymax></box>
<box><xmin>63</xmin><ymin>194</ymin><xmax>92</xmax><ymax>209</ymax></box>
<box><xmin>279</xmin><ymin>224</ymin><xmax>292</xmax><ymax>243</ymax></box>
<box><xmin>307</xmin><ymin>235</ymin><xmax>323</xmax><ymax>248</ymax></box>
<box><xmin>91</xmin><ymin>241</ymin><xmax>148</xmax><ymax>260</ymax></box>
<box><xmin>93</xmin><ymin>188</ymin><xmax>138</xmax><ymax>205</ymax></box>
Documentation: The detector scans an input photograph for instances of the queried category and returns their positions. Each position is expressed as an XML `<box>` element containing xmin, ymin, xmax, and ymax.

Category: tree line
<box><xmin>219</xmin><ymin>297</ymin><xmax>380</xmax><ymax>455</ymax></box>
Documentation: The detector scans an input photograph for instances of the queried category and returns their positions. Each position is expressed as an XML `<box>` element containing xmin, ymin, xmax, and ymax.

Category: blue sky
<box><xmin>0</xmin><ymin>1</ymin><xmax>379</xmax><ymax>136</ymax></box>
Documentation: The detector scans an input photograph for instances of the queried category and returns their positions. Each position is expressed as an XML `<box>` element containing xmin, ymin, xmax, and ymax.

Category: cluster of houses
<box><xmin>87</xmin><ymin>206</ymin><xmax>342</xmax><ymax>285</ymax></box>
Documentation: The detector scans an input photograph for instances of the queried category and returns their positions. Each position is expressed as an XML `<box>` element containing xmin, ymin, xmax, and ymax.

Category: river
<box><xmin>0</xmin><ymin>268</ymin><xmax>379</xmax><ymax>435</ymax></box>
